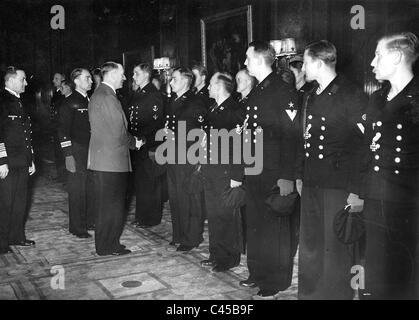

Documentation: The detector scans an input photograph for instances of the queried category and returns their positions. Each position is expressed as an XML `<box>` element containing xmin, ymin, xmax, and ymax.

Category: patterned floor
<box><xmin>0</xmin><ymin>154</ymin><xmax>298</xmax><ymax>300</ymax></box>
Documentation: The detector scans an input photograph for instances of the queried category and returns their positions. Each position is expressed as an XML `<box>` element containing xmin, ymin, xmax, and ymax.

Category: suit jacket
<box><xmin>0</xmin><ymin>89</ymin><xmax>33</xmax><ymax>169</ymax></box>
<box><xmin>87</xmin><ymin>83</ymin><xmax>135</xmax><ymax>172</ymax></box>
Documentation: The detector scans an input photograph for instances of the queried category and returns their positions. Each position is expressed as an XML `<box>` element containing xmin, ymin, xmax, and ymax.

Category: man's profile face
<box><xmin>302</xmin><ymin>51</ymin><xmax>318</xmax><ymax>82</ymax></box>
<box><xmin>244</xmin><ymin>46</ymin><xmax>260</xmax><ymax>77</ymax></box>
<box><xmin>192</xmin><ymin>69</ymin><xmax>205</xmax><ymax>89</ymax></box>
<box><xmin>170</xmin><ymin>70</ymin><xmax>186</xmax><ymax>94</ymax></box>
<box><xmin>371</xmin><ymin>40</ymin><xmax>398</xmax><ymax>81</ymax></box>
<box><xmin>113</xmin><ymin>64</ymin><xmax>126</xmax><ymax>90</ymax></box>
<box><xmin>10</xmin><ymin>70</ymin><xmax>28</xmax><ymax>94</ymax></box>
<box><xmin>208</xmin><ymin>74</ymin><xmax>219</xmax><ymax>99</ymax></box>
<box><xmin>132</xmin><ymin>67</ymin><xmax>149</xmax><ymax>87</ymax></box>
<box><xmin>236</xmin><ymin>70</ymin><xmax>249</xmax><ymax>94</ymax></box>
<box><xmin>53</xmin><ymin>73</ymin><xmax>64</xmax><ymax>88</ymax></box>
<box><xmin>75</xmin><ymin>70</ymin><xmax>93</xmax><ymax>92</ymax></box>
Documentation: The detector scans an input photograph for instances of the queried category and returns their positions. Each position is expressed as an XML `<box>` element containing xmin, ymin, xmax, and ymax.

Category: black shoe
<box><xmin>169</xmin><ymin>241</ymin><xmax>177</xmax><ymax>246</ymax></box>
<box><xmin>13</xmin><ymin>240</ymin><xmax>35</xmax><ymax>247</ymax></box>
<box><xmin>74</xmin><ymin>233</ymin><xmax>91</xmax><ymax>239</ymax></box>
<box><xmin>131</xmin><ymin>221</ymin><xmax>141</xmax><ymax>226</ymax></box>
<box><xmin>87</xmin><ymin>225</ymin><xmax>95</xmax><ymax>231</ymax></box>
<box><xmin>0</xmin><ymin>247</ymin><xmax>13</xmax><ymax>254</ymax></box>
<box><xmin>239</xmin><ymin>278</ymin><xmax>257</xmax><ymax>288</ymax></box>
<box><xmin>252</xmin><ymin>290</ymin><xmax>279</xmax><ymax>300</ymax></box>
<box><xmin>135</xmin><ymin>224</ymin><xmax>151</xmax><ymax>228</ymax></box>
<box><xmin>176</xmin><ymin>245</ymin><xmax>194</xmax><ymax>252</ymax></box>
<box><xmin>200</xmin><ymin>259</ymin><xmax>216</xmax><ymax>267</ymax></box>
<box><xmin>111</xmin><ymin>248</ymin><xmax>131</xmax><ymax>256</ymax></box>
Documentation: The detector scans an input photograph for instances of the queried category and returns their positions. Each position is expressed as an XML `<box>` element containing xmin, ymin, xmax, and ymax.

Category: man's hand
<box><xmin>230</xmin><ymin>179</ymin><xmax>242</xmax><ymax>188</ymax></box>
<box><xmin>0</xmin><ymin>164</ymin><xmax>9</xmax><ymax>179</ymax></box>
<box><xmin>296</xmin><ymin>179</ymin><xmax>303</xmax><ymax>196</ymax></box>
<box><xmin>135</xmin><ymin>137</ymin><xmax>145</xmax><ymax>150</ymax></box>
<box><xmin>65</xmin><ymin>156</ymin><xmax>76</xmax><ymax>173</ymax></box>
<box><xmin>29</xmin><ymin>161</ymin><xmax>36</xmax><ymax>176</ymax></box>
<box><xmin>346</xmin><ymin>193</ymin><xmax>364</xmax><ymax>213</ymax></box>
<box><xmin>277</xmin><ymin>179</ymin><xmax>294</xmax><ymax>196</ymax></box>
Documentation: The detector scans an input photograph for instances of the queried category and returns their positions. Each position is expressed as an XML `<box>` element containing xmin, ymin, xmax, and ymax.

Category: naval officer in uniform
<box><xmin>58</xmin><ymin>68</ymin><xmax>93</xmax><ymax>238</ymax></box>
<box><xmin>361</xmin><ymin>32</ymin><xmax>419</xmax><ymax>300</ymax></box>
<box><xmin>240</xmin><ymin>41</ymin><xmax>300</xmax><ymax>300</ymax></box>
<box><xmin>199</xmin><ymin>72</ymin><xmax>245</xmax><ymax>272</ymax></box>
<box><xmin>165</xmin><ymin>67</ymin><xmax>207</xmax><ymax>252</ymax></box>
<box><xmin>128</xmin><ymin>63</ymin><xmax>165</xmax><ymax>228</ymax></box>
<box><xmin>297</xmin><ymin>40</ymin><xmax>367</xmax><ymax>300</ymax></box>
<box><xmin>0</xmin><ymin>66</ymin><xmax>36</xmax><ymax>254</ymax></box>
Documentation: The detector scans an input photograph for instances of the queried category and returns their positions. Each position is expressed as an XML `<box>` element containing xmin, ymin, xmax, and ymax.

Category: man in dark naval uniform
<box><xmin>128</xmin><ymin>63</ymin><xmax>164</xmax><ymax>228</ymax></box>
<box><xmin>192</xmin><ymin>64</ymin><xmax>214</xmax><ymax>109</ymax></box>
<box><xmin>164</xmin><ymin>67</ymin><xmax>207</xmax><ymax>252</ymax></box>
<box><xmin>240</xmin><ymin>41</ymin><xmax>300</xmax><ymax>300</ymax></box>
<box><xmin>360</xmin><ymin>32</ymin><xmax>419</xmax><ymax>300</ymax></box>
<box><xmin>199</xmin><ymin>72</ymin><xmax>245</xmax><ymax>272</ymax></box>
<box><xmin>296</xmin><ymin>40</ymin><xmax>367</xmax><ymax>300</ymax></box>
<box><xmin>0</xmin><ymin>66</ymin><xmax>36</xmax><ymax>255</ymax></box>
<box><xmin>58</xmin><ymin>68</ymin><xmax>93</xmax><ymax>238</ymax></box>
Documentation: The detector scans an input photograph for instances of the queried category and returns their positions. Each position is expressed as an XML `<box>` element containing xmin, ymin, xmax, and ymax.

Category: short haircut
<box><xmin>54</xmin><ymin>72</ymin><xmax>65</xmax><ymax>80</ymax></box>
<box><xmin>213</xmin><ymin>72</ymin><xmax>234</xmax><ymax>94</ymax></box>
<box><xmin>70</xmin><ymin>68</ymin><xmax>88</xmax><ymax>84</ymax></box>
<box><xmin>191</xmin><ymin>64</ymin><xmax>208</xmax><ymax>77</ymax></box>
<box><xmin>380</xmin><ymin>32</ymin><xmax>419</xmax><ymax>64</ymax></box>
<box><xmin>173</xmin><ymin>67</ymin><xmax>194</xmax><ymax>88</ymax></box>
<box><xmin>101</xmin><ymin>61</ymin><xmax>120</xmax><ymax>78</ymax></box>
<box><xmin>92</xmin><ymin>68</ymin><xmax>102</xmax><ymax>80</ymax></box>
<box><xmin>248</xmin><ymin>41</ymin><xmax>276</xmax><ymax>66</ymax></box>
<box><xmin>236</xmin><ymin>68</ymin><xmax>256</xmax><ymax>89</ymax></box>
<box><xmin>134</xmin><ymin>63</ymin><xmax>153</xmax><ymax>79</ymax></box>
<box><xmin>305</xmin><ymin>40</ymin><xmax>337</xmax><ymax>67</ymax></box>
<box><xmin>4</xmin><ymin>66</ymin><xmax>22</xmax><ymax>83</ymax></box>
<box><xmin>61</xmin><ymin>79</ymin><xmax>74</xmax><ymax>90</ymax></box>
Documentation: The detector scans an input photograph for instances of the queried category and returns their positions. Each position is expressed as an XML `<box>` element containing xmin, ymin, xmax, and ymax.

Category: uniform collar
<box><xmin>5</xmin><ymin>87</ymin><xmax>20</xmax><ymax>98</ymax></box>
<box><xmin>75</xmin><ymin>89</ymin><xmax>88</xmax><ymax>98</ymax></box>
<box><xmin>256</xmin><ymin>71</ymin><xmax>275</xmax><ymax>91</ymax></box>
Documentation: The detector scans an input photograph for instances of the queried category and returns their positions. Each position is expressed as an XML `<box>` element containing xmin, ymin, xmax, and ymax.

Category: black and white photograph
<box><xmin>0</xmin><ymin>0</ymin><xmax>418</xmax><ymax>308</ymax></box>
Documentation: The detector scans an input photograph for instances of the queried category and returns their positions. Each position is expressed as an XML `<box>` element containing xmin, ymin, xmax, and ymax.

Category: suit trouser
<box><xmin>246</xmin><ymin>169</ymin><xmax>296</xmax><ymax>294</ymax></box>
<box><xmin>67</xmin><ymin>146</ymin><xmax>91</xmax><ymax>235</ymax></box>
<box><xmin>167</xmin><ymin>164</ymin><xmax>204</xmax><ymax>247</ymax></box>
<box><xmin>92</xmin><ymin>170</ymin><xmax>128</xmax><ymax>255</ymax></box>
<box><xmin>0</xmin><ymin>167</ymin><xmax>29</xmax><ymax>249</ymax></box>
<box><xmin>133</xmin><ymin>151</ymin><xmax>163</xmax><ymax>226</ymax></box>
<box><xmin>363</xmin><ymin>199</ymin><xmax>418</xmax><ymax>300</ymax></box>
<box><xmin>202</xmin><ymin>165</ymin><xmax>241</xmax><ymax>268</ymax></box>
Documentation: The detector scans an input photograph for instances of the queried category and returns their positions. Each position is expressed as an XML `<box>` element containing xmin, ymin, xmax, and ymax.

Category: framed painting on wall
<box><xmin>200</xmin><ymin>5</ymin><xmax>253</xmax><ymax>76</ymax></box>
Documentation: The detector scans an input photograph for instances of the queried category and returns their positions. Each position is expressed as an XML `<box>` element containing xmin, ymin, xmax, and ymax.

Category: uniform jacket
<box><xmin>242</xmin><ymin>72</ymin><xmax>300</xmax><ymax>179</ymax></box>
<box><xmin>87</xmin><ymin>83</ymin><xmax>135</xmax><ymax>172</ymax></box>
<box><xmin>127</xmin><ymin>82</ymin><xmax>164</xmax><ymax>152</ymax></box>
<box><xmin>203</xmin><ymin>95</ymin><xmax>245</xmax><ymax>181</ymax></box>
<box><xmin>296</xmin><ymin>74</ymin><xmax>368</xmax><ymax>194</ymax></box>
<box><xmin>195</xmin><ymin>86</ymin><xmax>214</xmax><ymax>110</ymax></box>
<box><xmin>0</xmin><ymin>89</ymin><xmax>33</xmax><ymax>169</ymax></box>
<box><xmin>57</xmin><ymin>91</ymin><xmax>90</xmax><ymax>158</ymax></box>
<box><xmin>360</xmin><ymin>76</ymin><xmax>419</xmax><ymax>203</ymax></box>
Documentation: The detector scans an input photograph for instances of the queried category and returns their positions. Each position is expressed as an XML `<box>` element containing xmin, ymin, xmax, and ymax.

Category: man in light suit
<box><xmin>88</xmin><ymin>61</ymin><xmax>142</xmax><ymax>256</ymax></box>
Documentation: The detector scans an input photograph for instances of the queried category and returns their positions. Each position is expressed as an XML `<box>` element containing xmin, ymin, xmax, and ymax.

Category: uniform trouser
<box><xmin>202</xmin><ymin>166</ymin><xmax>241</xmax><ymax>268</ymax></box>
<box><xmin>67</xmin><ymin>146</ymin><xmax>92</xmax><ymax>235</ymax></box>
<box><xmin>0</xmin><ymin>167</ymin><xmax>29</xmax><ymax>249</ymax></box>
<box><xmin>167</xmin><ymin>164</ymin><xmax>204</xmax><ymax>247</ymax></box>
<box><xmin>363</xmin><ymin>199</ymin><xmax>418</xmax><ymax>300</ymax></box>
<box><xmin>246</xmin><ymin>169</ymin><xmax>297</xmax><ymax>294</ymax></box>
<box><xmin>298</xmin><ymin>187</ymin><xmax>354</xmax><ymax>300</ymax></box>
<box><xmin>86</xmin><ymin>170</ymin><xmax>96</xmax><ymax>227</ymax></box>
<box><xmin>134</xmin><ymin>152</ymin><xmax>163</xmax><ymax>226</ymax></box>
<box><xmin>92</xmin><ymin>171</ymin><xmax>128</xmax><ymax>255</ymax></box>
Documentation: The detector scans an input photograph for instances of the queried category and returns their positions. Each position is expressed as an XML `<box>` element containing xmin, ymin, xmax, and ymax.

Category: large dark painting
<box><xmin>200</xmin><ymin>5</ymin><xmax>253</xmax><ymax>76</ymax></box>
